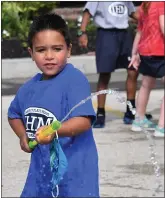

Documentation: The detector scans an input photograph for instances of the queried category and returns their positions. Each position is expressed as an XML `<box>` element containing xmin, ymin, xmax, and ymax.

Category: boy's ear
<box><xmin>67</xmin><ymin>44</ymin><xmax>72</xmax><ymax>58</ymax></box>
<box><xmin>28</xmin><ymin>47</ymin><xmax>34</xmax><ymax>61</ymax></box>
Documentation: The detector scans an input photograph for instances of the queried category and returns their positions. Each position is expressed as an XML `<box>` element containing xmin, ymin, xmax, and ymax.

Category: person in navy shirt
<box><xmin>8</xmin><ymin>13</ymin><xmax>99</xmax><ymax>197</ymax></box>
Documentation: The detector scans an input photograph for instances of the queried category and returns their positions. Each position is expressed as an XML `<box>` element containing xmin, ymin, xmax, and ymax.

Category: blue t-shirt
<box><xmin>8</xmin><ymin>63</ymin><xmax>99</xmax><ymax>197</ymax></box>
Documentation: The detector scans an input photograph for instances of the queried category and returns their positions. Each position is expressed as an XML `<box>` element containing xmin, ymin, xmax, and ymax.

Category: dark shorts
<box><xmin>95</xmin><ymin>28</ymin><xmax>134</xmax><ymax>73</ymax></box>
<box><xmin>139</xmin><ymin>56</ymin><xmax>165</xmax><ymax>78</ymax></box>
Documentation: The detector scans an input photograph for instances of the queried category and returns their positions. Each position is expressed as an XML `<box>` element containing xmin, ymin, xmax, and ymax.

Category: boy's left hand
<box><xmin>35</xmin><ymin>126</ymin><xmax>56</xmax><ymax>144</ymax></box>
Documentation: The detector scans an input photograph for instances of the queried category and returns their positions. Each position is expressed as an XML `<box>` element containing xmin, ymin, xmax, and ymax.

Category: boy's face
<box><xmin>28</xmin><ymin>30</ymin><xmax>71</xmax><ymax>79</ymax></box>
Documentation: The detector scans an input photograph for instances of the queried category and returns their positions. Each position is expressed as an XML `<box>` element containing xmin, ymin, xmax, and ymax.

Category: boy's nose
<box><xmin>45</xmin><ymin>50</ymin><xmax>54</xmax><ymax>60</ymax></box>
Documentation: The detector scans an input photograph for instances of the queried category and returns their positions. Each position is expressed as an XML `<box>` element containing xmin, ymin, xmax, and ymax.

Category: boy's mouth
<box><xmin>44</xmin><ymin>63</ymin><xmax>57</xmax><ymax>68</ymax></box>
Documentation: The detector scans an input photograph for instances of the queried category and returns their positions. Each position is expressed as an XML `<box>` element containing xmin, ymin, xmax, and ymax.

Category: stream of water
<box><xmin>60</xmin><ymin>89</ymin><xmax>163</xmax><ymax>196</ymax></box>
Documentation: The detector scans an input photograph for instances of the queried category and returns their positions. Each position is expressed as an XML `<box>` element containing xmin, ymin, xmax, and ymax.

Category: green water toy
<box><xmin>28</xmin><ymin>120</ymin><xmax>61</xmax><ymax>149</ymax></box>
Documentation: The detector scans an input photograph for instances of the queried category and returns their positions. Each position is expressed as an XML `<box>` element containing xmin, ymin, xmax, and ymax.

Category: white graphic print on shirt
<box><xmin>24</xmin><ymin>107</ymin><xmax>56</xmax><ymax>139</ymax></box>
<box><xmin>108</xmin><ymin>2</ymin><xmax>128</xmax><ymax>17</ymax></box>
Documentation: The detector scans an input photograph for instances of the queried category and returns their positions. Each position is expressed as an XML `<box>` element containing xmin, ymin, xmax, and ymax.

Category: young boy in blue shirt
<box><xmin>8</xmin><ymin>13</ymin><xmax>99</xmax><ymax>197</ymax></box>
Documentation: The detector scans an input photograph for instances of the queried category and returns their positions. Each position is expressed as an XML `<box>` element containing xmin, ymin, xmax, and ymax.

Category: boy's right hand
<box><xmin>20</xmin><ymin>135</ymin><xmax>32</xmax><ymax>153</ymax></box>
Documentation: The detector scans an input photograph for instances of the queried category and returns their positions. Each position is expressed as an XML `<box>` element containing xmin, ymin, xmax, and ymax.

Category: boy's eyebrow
<box><xmin>35</xmin><ymin>45</ymin><xmax>64</xmax><ymax>49</ymax></box>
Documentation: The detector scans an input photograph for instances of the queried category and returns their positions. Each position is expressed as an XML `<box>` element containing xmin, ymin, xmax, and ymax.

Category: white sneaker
<box><xmin>153</xmin><ymin>126</ymin><xmax>164</xmax><ymax>137</ymax></box>
<box><xmin>131</xmin><ymin>117</ymin><xmax>156</xmax><ymax>132</ymax></box>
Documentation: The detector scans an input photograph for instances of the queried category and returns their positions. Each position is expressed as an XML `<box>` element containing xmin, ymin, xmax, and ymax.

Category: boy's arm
<box><xmin>8</xmin><ymin>118</ymin><xmax>32</xmax><ymax>153</ymax></box>
<box><xmin>8</xmin><ymin>118</ymin><xmax>27</xmax><ymax>139</ymax></box>
<box><xmin>8</xmin><ymin>91</ymin><xmax>32</xmax><ymax>153</ymax></box>
<box><xmin>57</xmin><ymin>117</ymin><xmax>91</xmax><ymax>137</ymax></box>
<box><xmin>35</xmin><ymin>117</ymin><xmax>92</xmax><ymax>144</ymax></box>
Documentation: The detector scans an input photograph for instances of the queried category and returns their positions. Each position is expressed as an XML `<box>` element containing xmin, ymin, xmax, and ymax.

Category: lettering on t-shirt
<box><xmin>108</xmin><ymin>2</ymin><xmax>128</xmax><ymax>17</ymax></box>
<box><xmin>24</xmin><ymin>107</ymin><xmax>57</xmax><ymax>139</ymax></box>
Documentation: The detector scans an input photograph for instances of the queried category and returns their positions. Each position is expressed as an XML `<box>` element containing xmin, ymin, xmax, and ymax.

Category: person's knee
<box><xmin>99</xmin><ymin>73</ymin><xmax>111</xmax><ymax>85</ymax></box>
<box><xmin>127</xmin><ymin>70</ymin><xmax>138</xmax><ymax>81</ymax></box>
<box><xmin>141</xmin><ymin>77</ymin><xmax>155</xmax><ymax>89</ymax></box>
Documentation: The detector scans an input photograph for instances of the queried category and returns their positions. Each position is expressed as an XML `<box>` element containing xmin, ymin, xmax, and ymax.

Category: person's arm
<box><xmin>80</xmin><ymin>10</ymin><xmax>91</xmax><ymax>32</ymax></box>
<box><xmin>131</xmin><ymin>31</ymin><xmax>142</xmax><ymax>56</ymax></box>
<box><xmin>157</xmin><ymin>2</ymin><xmax>165</xmax><ymax>35</ymax></box>
<box><xmin>8</xmin><ymin>118</ymin><xmax>32</xmax><ymax>153</ymax></box>
<box><xmin>36</xmin><ymin>117</ymin><xmax>92</xmax><ymax>144</ymax></box>
<box><xmin>78</xmin><ymin>10</ymin><xmax>91</xmax><ymax>48</ymax></box>
<box><xmin>159</xmin><ymin>15</ymin><xmax>164</xmax><ymax>35</ymax></box>
<box><xmin>8</xmin><ymin>118</ymin><xmax>27</xmax><ymax>139</ymax></box>
<box><xmin>128</xmin><ymin>2</ymin><xmax>138</xmax><ymax>22</ymax></box>
<box><xmin>78</xmin><ymin>2</ymin><xmax>98</xmax><ymax>48</ymax></box>
<box><xmin>128</xmin><ymin>31</ymin><xmax>141</xmax><ymax>70</ymax></box>
<box><xmin>129</xmin><ymin>11</ymin><xmax>138</xmax><ymax>21</ymax></box>
<box><xmin>57</xmin><ymin>117</ymin><xmax>91</xmax><ymax>137</ymax></box>
<box><xmin>8</xmin><ymin>92</ymin><xmax>32</xmax><ymax>153</ymax></box>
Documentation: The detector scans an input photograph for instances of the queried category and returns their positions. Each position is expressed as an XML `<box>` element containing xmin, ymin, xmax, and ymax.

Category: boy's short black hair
<box><xmin>28</xmin><ymin>13</ymin><xmax>71</xmax><ymax>48</ymax></box>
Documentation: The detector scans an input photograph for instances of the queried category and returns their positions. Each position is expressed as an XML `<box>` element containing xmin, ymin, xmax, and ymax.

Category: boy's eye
<box><xmin>54</xmin><ymin>48</ymin><xmax>62</xmax><ymax>51</ymax></box>
<box><xmin>37</xmin><ymin>49</ymin><xmax>45</xmax><ymax>52</ymax></box>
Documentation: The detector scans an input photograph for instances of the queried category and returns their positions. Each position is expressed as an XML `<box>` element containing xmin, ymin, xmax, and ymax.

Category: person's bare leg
<box><xmin>123</xmin><ymin>69</ymin><xmax>138</xmax><ymax>124</ymax></box>
<box><xmin>126</xmin><ymin>69</ymin><xmax>138</xmax><ymax>100</ymax></box>
<box><xmin>97</xmin><ymin>73</ymin><xmax>111</xmax><ymax>108</ymax></box>
<box><xmin>136</xmin><ymin>75</ymin><xmax>156</xmax><ymax>119</ymax></box>
<box><xmin>158</xmin><ymin>77</ymin><xmax>165</xmax><ymax>128</ymax></box>
<box><xmin>93</xmin><ymin>73</ymin><xmax>111</xmax><ymax>128</ymax></box>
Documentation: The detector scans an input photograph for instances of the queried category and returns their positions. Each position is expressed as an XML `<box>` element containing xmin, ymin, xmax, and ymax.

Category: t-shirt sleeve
<box><xmin>127</xmin><ymin>2</ymin><xmax>136</xmax><ymax>15</ymax></box>
<box><xmin>83</xmin><ymin>2</ymin><xmax>98</xmax><ymax>16</ymax></box>
<box><xmin>157</xmin><ymin>2</ymin><xmax>165</xmax><ymax>16</ymax></box>
<box><xmin>67</xmin><ymin>70</ymin><xmax>96</xmax><ymax>123</ymax></box>
<box><xmin>8</xmin><ymin>93</ymin><xmax>22</xmax><ymax>119</ymax></box>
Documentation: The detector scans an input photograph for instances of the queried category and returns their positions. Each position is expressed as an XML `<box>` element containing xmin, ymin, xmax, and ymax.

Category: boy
<box><xmin>8</xmin><ymin>13</ymin><xmax>99</xmax><ymax>197</ymax></box>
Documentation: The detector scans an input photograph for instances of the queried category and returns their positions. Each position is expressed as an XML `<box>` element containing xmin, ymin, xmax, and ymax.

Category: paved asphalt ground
<box><xmin>2</xmin><ymin>68</ymin><xmax>164</xmax><ymax>197</ymax></box>
<box><xmin>2</xmin><ymin>72</ymin><xmax>164</xmax><ymax>96</ymax></box>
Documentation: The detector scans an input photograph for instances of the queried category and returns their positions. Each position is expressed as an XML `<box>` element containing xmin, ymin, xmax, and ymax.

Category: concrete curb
<box><xmin>2</xmin><ymin>56</ymin><xmax>125</xmax><ymax>79</ymax></box>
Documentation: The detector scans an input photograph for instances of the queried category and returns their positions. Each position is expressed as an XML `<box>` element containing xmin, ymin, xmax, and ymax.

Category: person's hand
<box><xmin>78</xmin><ymin>34</ymin><xmax>88</xmax><ymax>48</ymax></box>
<box><xmin>128</xmin><ymin>54</ymin><xmax>141</xmax><ymax>70</ymax></box>
<box><xmin>20</xmin><ymin>135</ymin><xmax>32</xmax><ymax>153</ymax></box>
<box><xmin>35</xmin><ymin>126</ymin><xmax>56</xmax><ymax>145</ymax></box>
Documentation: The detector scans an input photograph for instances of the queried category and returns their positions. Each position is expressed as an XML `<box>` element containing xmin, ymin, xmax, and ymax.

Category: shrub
<box><xmin>2</xmin><ymin>2</ymin><xmax>58</xmax><ymax>47</ymax></box>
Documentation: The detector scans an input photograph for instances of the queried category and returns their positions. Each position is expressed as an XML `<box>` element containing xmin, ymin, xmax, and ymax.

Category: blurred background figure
<box><xmin>129</xmin><ymin>1</ymin><xmax>165</xmax><ymax>137</ymax></box>
<box><xmin>78</xmin><ymin>1</ymin><xmax>152</xmax><ymax>128</ymax></box>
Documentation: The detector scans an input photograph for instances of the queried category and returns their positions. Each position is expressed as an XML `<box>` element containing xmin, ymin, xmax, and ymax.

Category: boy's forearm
<box><xmin>132</xmin><ymin>31</ymin><xmax>142</xmax><ymax>55</ymax></box>
<box><xmin>57</xmin><ymin>117</ymin><xmax>91</xmax><ymax>137</ymax></box>
<box><xmin>80</xmin><ymin>10</ymin><xmax>91</xmax><ymax>31</ymax></box>
<box><xmin>8</xmin><ymin>118</ymin><xmax>27</xmax><ymax>139</ymax></box>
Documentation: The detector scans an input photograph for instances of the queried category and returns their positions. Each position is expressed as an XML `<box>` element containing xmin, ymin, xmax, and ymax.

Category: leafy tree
<box><xmin>2</xmin><ymin>1</ymin><xmax>58</xmax><ymax>46</ymax></box>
